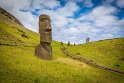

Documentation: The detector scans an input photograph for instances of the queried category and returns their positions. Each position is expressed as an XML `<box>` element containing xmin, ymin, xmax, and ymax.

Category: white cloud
<box><xmin>44</xmin><ymin>0</ymin><xmax>60</xmax><ymax>9</ymax></box>
<box><xmin>67</xmin><ymin>27</ymin><xmax>79</xmax><ymax>34</ymax></box>
<box><xmin>116</xmin><ymin>0</ymin><xmax>124</xmax><ymax>8</ymax></box>
<box><xmin>72</xmin><ymin>0</ymin><xmax>93</xmax><ymax>7</ymax></box>
<box><xmin>56</xmin><ymin>2</ymin><xmax>79</xmax><ymax>17</ymax></box>
<box><xmin>90</xmin><ymin>28</ymin><xmax>102</xmax><ymax>33</ymax></box>
<box><xmin>83</xmin><ymin>0</ymin><xmax>93</xmax><ymax>7</ymax></box>
<box><xmin>0</xmin><ymin>0</ymin><xmax>37</xmax><ymax>31</ymax></box>
<box><xmin>31</xmin><ymin>0</ymin><xmax>60</xmax><ymax>9</ymax></box>
<box><xmin>0</xmin><ymin>0</ymin><xmax>124</xmax><ymax>44</ymax></box>
<box><xmin>79</xmin><ymin>6</ymin><xmax>118</xmax><ymax>27</ymax></box>
<box><xmin>0</xmin><ymin>0</ymin><xmax>30</xmax><ymax>10</ymax></box>
<box><xmin>63</xmin><ymin>5</ymin><xmax>123</xmax><ymax>43</ymax></box>
<box><xmin>100</xmin><ymin>33</ymin><xmax>114</xmax><ymax>39</ymax></box>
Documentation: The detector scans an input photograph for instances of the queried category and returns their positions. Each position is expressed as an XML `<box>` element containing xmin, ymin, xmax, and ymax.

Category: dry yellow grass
<box><xmin>55</xmin><ymin>58</ymin><xmax>90</xmax><ymax>68</ymax></box>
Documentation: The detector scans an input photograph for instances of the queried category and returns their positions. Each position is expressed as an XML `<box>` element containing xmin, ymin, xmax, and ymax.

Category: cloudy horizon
<box><xmin>0</xmin><ymin>0</ymin><xmax>124</xmax><ymax>44</ymax></box>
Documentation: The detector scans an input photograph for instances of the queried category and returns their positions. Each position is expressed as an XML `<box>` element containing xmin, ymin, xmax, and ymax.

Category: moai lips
<box><xmin>35</xmin><ymin>14</ymin><xmax>52</xmax><ymax>60</ymax></box>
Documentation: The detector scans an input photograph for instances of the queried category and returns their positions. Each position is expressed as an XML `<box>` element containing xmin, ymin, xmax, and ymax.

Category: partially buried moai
<box><xmin>35</xmin><ymin>14</ymin><xmax>52</xmax><ymax>60</ymax></box>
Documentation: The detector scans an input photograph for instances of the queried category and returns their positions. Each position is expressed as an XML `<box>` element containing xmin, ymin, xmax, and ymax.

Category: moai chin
<box><xmin>35</xmin><ymin>14</ymin><xmax>52</xmax><ymax>60</ymax></box>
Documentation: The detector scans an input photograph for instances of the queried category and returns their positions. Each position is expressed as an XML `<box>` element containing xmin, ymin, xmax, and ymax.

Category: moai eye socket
<box><xmin>40</xmin><ymin>19</ymin><xmax>44</xmax><ymax>22</ymax></box>
<box><xmin>40</xmin><ymin>18</ymin><xmax>45</xmax><ymax>22</ymax></box>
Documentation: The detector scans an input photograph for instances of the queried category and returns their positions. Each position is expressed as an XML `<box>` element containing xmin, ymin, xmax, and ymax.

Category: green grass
<box><xmin>0</xmin><ymin>12</ymin><xmax>124</xmax><ymax>83</ymax></box>
<box><xmin>66</xmin><ymin>38</ymin><xmax>124</xmax><ymax>71</ymax></box>
<box><xmin>1</xmin><ymin>46</ymin><xmax>124</xmax><ymax>83</ymax></box>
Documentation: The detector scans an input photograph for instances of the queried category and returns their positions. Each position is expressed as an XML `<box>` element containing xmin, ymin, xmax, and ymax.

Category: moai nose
<box><xmin>45</xmin><ymin>23</ymin><xmax>51</xmax><ymax>32</ymax></box>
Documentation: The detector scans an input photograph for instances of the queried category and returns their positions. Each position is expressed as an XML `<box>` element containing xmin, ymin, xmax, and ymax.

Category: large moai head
<box><xmin>39</xmin><ymin>14</ymin><xmax>52</xmax><ymax>44</ymax></box>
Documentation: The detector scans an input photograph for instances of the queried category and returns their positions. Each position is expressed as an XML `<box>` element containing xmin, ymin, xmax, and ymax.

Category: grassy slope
<box><xmin>0</xmin><ymin>13</ymin><xmax>124</xmax><ymax>83</ymax></box>
<box><xmin>67</xmin><ymin>38</ymin><xmax>124</xmax><ymax>71</ymax></box>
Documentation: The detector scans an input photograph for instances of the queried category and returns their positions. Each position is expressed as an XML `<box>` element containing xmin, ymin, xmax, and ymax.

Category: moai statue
<box><xmin>67</xmin><ymin>41</ymin><xmax>70</xmax><ymax>46</ymax></box>
<box><xmin>74</xmin><ymin>43</ymin><xmax>76</xmax><ymax>46</ymax></box>
<box><xmin>61</xmin><ymin>41</ymin><xmax>63</xmax><ymax>46</ymax></box>
<box><xmin>86</xmin><ymin>37</ymin><xmax>90</xmax><ymax>43</ymax></box>
<box><xmin>35</xmin><ymin>14</ymin><xmax>52</xmax><ymax>60</ymax></box>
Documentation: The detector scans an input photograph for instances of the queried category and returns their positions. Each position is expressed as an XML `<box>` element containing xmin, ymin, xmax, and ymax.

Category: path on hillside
<box><xmin>0</xmin><ymin>43</ymin><xmax>35</xmax><ymax>47</ymax></box>
<box><xmin>60</xmin><ymin>47</ymin><xmax>124</xmax><ymax>76</ymax></box>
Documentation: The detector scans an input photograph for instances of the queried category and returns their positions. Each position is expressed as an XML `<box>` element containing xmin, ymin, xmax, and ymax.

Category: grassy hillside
<box><xmin>0</xmin><ymin>13</ymin><xmax>39</xmax><ymax>46</ymax></box>
<box><xmin>0</xmin><ymin>11</ymin><xmax>124</xmax><ymax>83</ymax></box>
<box><xmin>0</xmin><ymin>7</ymin><xmax>23</xmax><ymax>26</ymax></box>
<box><xmin>66</xmin><ymin>38</ymin><xmax>124</xmax><ymax>71</ymax></box>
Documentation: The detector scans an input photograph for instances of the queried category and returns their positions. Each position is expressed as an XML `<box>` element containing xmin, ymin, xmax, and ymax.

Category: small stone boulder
<box><xmin>21</xmin><ymin>33</ymin><xmax>29</xmax><ymax>39</ymax></box>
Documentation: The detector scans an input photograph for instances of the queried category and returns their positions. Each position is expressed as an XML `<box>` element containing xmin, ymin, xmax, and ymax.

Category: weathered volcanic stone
<box><xmin>35</xmin><ymin>14</ymin><xmax>52</xmax><ymax>60</ymax></box>
<box><xmin>35</xmin><ymin>44</ymin><xmax>52</xmax><ymax>60</ymax></box>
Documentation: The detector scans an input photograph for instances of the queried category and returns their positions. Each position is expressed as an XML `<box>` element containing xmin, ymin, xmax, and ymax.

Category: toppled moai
<box><xmin>35</xmin><ymin>14</ymin><xmax>52</xmax><ymax>60</ymax></box>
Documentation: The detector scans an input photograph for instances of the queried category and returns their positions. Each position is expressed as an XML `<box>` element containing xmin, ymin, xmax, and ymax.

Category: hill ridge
<box><xmin>0</xmin><ymin>7</ymin><xmax>23</xmax><ymax>26</ymax></box>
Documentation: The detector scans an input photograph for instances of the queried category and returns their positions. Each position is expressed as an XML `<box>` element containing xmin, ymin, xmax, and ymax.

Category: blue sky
<box><xmin>0</xmin><ymin>0</ymin><xmax>124</xmax><ymax>44</ymax></box>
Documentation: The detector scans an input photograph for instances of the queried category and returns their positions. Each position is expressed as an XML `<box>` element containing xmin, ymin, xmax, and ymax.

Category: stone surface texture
<box><xmin>35</xmin><ymin>14</ymin><xmax>52</xmax><ymax>60</ymax></box>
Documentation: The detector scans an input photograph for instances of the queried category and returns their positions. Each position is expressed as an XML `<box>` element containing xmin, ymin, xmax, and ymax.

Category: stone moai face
<box><xmin>39</xmin><ymin>14</ymin><xmax>52</xmax><ymax>44</ymax></box>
